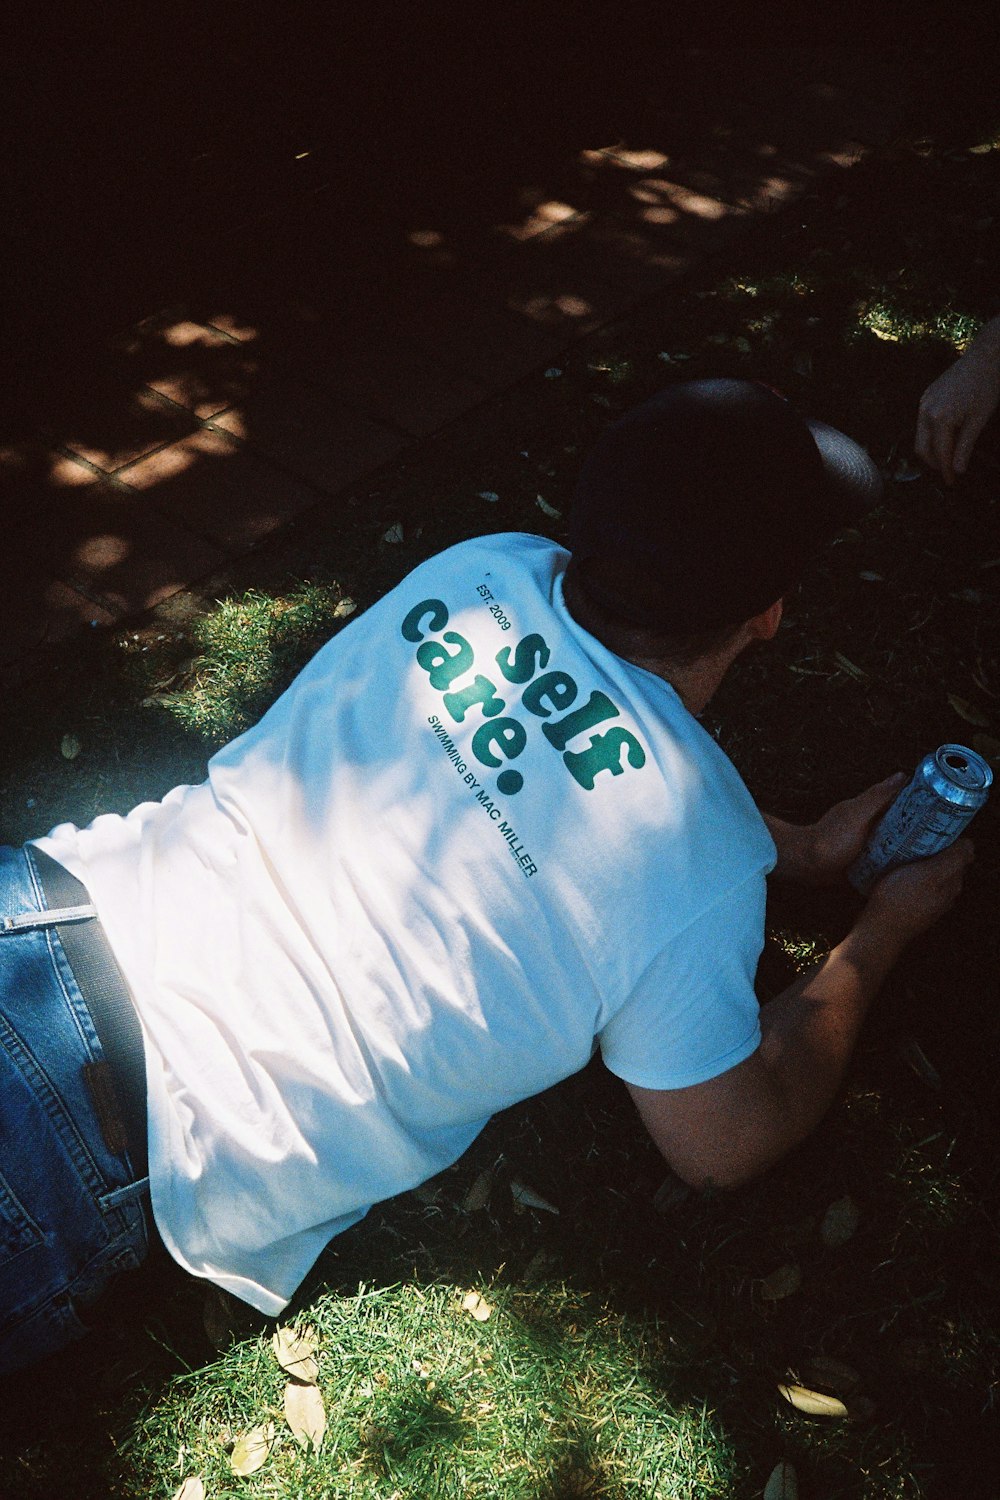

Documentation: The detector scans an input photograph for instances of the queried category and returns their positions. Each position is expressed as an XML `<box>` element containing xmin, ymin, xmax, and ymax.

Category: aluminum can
<box><xmin>848</xmin><ymin>744</ymin><xmax>992</xmax><ymax>895</ymax></box>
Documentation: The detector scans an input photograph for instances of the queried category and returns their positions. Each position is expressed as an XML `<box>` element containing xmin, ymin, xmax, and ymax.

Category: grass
<box><xmin>2</xmin><ymin>46</ymin><xmax>1000</xmax><ymax>1500</ymax></box>
<box><xmin>121</xmin><ymin>1283</ymin><xmax>743</xmax><ymax>1497</ymax></box>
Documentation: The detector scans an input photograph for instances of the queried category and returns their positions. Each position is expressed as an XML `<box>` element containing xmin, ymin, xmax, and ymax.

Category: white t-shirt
<box><xmin>37</xmin><ymin>534</ymin><xmax>775</xmax><ymax>1313</ymax></box>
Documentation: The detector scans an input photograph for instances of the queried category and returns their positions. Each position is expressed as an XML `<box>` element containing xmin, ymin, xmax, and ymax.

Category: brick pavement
<box><xmin>0</xmin><ymin>46</ymin><xmax>903</xmax><ymax>684</ymax></box>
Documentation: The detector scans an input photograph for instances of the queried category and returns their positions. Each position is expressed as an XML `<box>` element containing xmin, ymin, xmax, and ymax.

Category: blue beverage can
<box><xmin>848</xmin><ymin>744</ymin><xmax>992</xmax><ymax>895</ymax></box>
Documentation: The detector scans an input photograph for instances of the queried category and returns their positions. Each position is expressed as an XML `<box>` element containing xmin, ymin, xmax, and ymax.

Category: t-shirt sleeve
<box><xmin>598</xmin><ymin>872</ymin><xmax>766</xmax><ymax>1090</ymax></box>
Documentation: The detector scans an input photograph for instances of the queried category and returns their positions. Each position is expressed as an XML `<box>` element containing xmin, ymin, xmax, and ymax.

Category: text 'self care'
<box><xmin>401</xmin><ymin>581</ymin><xmax>647</xmax><ymax>802</ymax></box>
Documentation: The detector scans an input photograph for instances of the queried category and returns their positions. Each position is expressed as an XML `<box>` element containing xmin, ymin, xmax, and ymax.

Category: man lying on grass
<box><xmin>0</xmin><ymin>379</ymin><xmax>973</xmax><ymax>1374</ymax></box>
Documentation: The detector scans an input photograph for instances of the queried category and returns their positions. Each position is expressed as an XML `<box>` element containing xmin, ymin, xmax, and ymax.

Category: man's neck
<box><xmin>622</xmin><ymin>652</ymin><xmax>731</xmax><ymax>717</ymax></box>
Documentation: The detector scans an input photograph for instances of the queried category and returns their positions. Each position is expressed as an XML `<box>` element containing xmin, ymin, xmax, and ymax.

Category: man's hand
<box><xmin>915</xmin><ymin>318</ymin><xmax>1000</xmax><ymax>486</ymax></box>
<box><xmin>863</xmin><ymin>837</ymin><xmax>975</xmax><ymax>949</ymax></box>
<box><xmin>763</xmin><ymin>772</ymin><xmax>906</xmax><ymax>886</ymax></box>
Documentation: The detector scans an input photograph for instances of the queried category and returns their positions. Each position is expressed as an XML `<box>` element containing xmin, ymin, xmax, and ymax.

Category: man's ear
<box><xmin>746</xmin><ymin>598</ymin><xmax>783</xmax><ymax>641</ymax></box>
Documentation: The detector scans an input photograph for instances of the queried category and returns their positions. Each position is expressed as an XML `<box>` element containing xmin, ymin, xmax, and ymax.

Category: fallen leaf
<box><xmin>763</xmin><ymin>1459</ymin><xmax>798</xmax><ymax>1500</ymax></box>
<box><xmin>382</xmin><ymin>522</ymin><xmax>404</xmax><ymax>544</ymax></box>
<box><xmin>761</xmin><ymin>1264</ymin><xmax>801</xmax><ymax>1302</ymax></box>
<box><xmin>334</xmin><ymin>597</ymin><xmax>357</xmax><ymax>619</ymax></box>
<box><xmin>462</xmin><ymin>1167</ymin><xmax>495</xmax><ymax>1213</ymax></box>
<box><xmin>948</xmin><ymin>694</ymin><xmax>991</xmax><ymax>728</ymax></box>
<box><xmin>899</xmin><ymin>1035</ymin><xmax>942</xmax><ymax>1090</ymax></box>
<box><xmin>229</xmin><ymin>1422</ymin><xmax>275</xmax><ymax>1476</ymax></box>
<box><xmin>523</xmin><ymin>1249</ymin><xmax>556</xmax><ymax>1283</ymax></box>
<box><xmin>833</xmin><ymin>652</ymin><xmax>866</xmax><ymax>680</ymax></box>
<box><xmin>801</xmin><ymin>1354</ymin><xmax>861</xmax><ymax>1395</ymax></box>
<box><xmin>60</xmin><ymin>733</ymin><xmax>82</xmax><ymax>760</ymax></box>
<box><xmin>820</xmin><ymin>1195</ymin><xmax>860</xmax><ymax>1248</ymax></box>
<box><xmin>272</xmin><ymin>1326</ymin><xmax>318</xmax><ymax>1384</ymax></box>
<box><xmin>535</xmin><ymin>495</ymin><xmax>562</xmax><ymax>519</ymax></box>
<box><xmin>461</xmin><ymin>1290</ymin><xmax>493</xmax><ymax>1321</ymax></box>
<box><xmin>172</xmin><ymin>1479</ymin><xmax>206</xmax><ymax>1500</ymax></box>
<box><xmin>777</xmin><ymin>1383</ymin><xmax>848</xmax><ymax>1419</ymax></box>
<box><xmin>510</xmin><ymin>1179</ymin><xmax>560</xmax><ymax>1214</ymax></box>
<box><xmin>285</xmin><ymin>1379</ymin><xmax>326</xmax><ymax>1448</ymax></box>
<box><xmin>652</xmin><ymin>1173</ymin><xmax>691</xmax><ymax>1214</ymax></box>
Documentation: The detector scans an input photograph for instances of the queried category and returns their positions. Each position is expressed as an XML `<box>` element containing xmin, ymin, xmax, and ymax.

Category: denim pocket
<box><xmin>0</xmin><ymin>1169</ymin><xmax>42</xmax><ymax>1266</ymax></box>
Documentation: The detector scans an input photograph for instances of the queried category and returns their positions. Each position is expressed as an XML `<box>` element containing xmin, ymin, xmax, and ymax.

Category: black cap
<box><xmin>568</xmin><ymin>378</ymin><xmax>883</xmax><ymax>632</ymax></box>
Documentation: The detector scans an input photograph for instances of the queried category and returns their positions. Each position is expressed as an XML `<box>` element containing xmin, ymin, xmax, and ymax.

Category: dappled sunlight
<box><xmin>74</xmin><ymin>532</ymin><xmax>131</xmax><ymax>571</ymax></box>
<box><xmin>497</xmin><ymin>196</ymin><xmax>584</xmax><ymax>242</ymax></box>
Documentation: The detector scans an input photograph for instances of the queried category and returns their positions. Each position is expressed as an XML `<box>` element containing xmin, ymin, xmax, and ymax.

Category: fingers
<box><xmin>852</xmin><ymin>771</ymin><xmax>908</xmax><ymax>820</ymax></box>
<box><xmin>952</xmin><ymin>411</ymin><xmax>989</xmax><ymax>476</ymax></box>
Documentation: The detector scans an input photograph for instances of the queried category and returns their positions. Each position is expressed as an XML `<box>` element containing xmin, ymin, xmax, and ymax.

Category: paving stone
<box><xmin>116</xmin><ymin>425</ymin><xmax>323</xmax><ymax>549</ymax></box>
<box><xmin>48</xmin><ymin>480</ymin><xmax>228</xmax><ymax>617</ymax></box>
<box><xmin>117</xmin><ymin>314</ymin><xmax>260</xmax><ymax>420</ymax></box>
<box><xmin>210</xmin><ymin>379</ymin><xmax>407</xmax><ymax>493</ymax></box>
<box><xmin>0</xmin><ymin>579</ymin><xmax>115</xmax><ymax>680</ymax></box>
<box><xmin>49</xmin><ymin>385</ymin><xmax>198</xmax><ymax>474</ymax></box>
<box><xmin>393</xmin><ymin>285</ymin><xmax>565</xmax><ymax>392</ymax></box>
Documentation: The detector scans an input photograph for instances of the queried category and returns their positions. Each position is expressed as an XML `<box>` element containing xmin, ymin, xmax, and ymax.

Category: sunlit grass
<box><xmin>145</xmin><ymin>583</ymin><xmax>355</xmax><ymax>743</ymax></box>
<box><xmin>122</xmin><ymin>1281</ymin><xmax>742</xmax><ymax>1498</ymax></box>
<box><xmin>854</xmin><ymin>300</ymin><xmax>982</xmax><ymax>349</ymax></box>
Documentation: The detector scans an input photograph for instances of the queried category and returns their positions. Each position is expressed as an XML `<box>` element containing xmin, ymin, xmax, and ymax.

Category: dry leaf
<box><xmin>801</xmin><ymin>1354</ymin><xmax>861</xmax><ymax>1395</ymax></box>
<box><xmin>523</xmin><ymin>1249</ymin><xmax>555</xmax><ymax>1283</ymax></box>
<box><xmin>652</xmin><ymin>1173</ymin><xmax>691</xmax><ymax>1214</ymax></box>
<box><xmin>382</xmin><ymin>522</ymin><xmax>404</xmax><ymax>544</ymax></box>
<box><xmin>833</xmin><ymin>651</ymin><xmax>866</xmax><ymax>680</ymax></box>
<box><xmin>535</xmin><ymin>495</ymin><xmax>562</xmax><ymax>519</ymax></box>
<box><xmin>172</xmin><ymin>1479</ymin><xmax>206</xmax><ymax>1500</ymax></box>
<box><xmin>461</xmin><ymin>1290</ymin><xmax>493</xmax><ymax>1322</ymax></box>
<box><xmin>229</xmin><ymin>1422</ymin><xmax>275</xmax><ymax>1476</ymax></box>
<box><xmin>510</xmin><ymin>1180</ymin><xmax>559</xmax><ymax>1214</ymax></box>
<box><xmin>948</xmin><ymin>694</ymin><xmax>991</xmax><ymax>728</ymax></box>
<box><xmin>820</xmin><ymin>1195</ymin><xmax>860</xmax><ymax>1247</ymax></box>
<box><xmin>462</xmin><ymin>1167</ymin><xmax>495</xmax><ymax>1213</ymax></box>
<box><xmin>777</xmin><ymin>1383</ymin><xmax>849</xmax><ymax>1419</ymax></box>
<box><xmin>760</xmin><ymin>1263</ymin><xmax>801</xmax><ymax>1301</ymax></box>
<box><xmin>334</xmin><ymin>597</ymin><xmax>357</xmax><ymax>619</ymax></box>
<box><xmin>763</xmin><ymin>1459</ymin><xmax>798</xmax><ymax>1500</ymax></box>
<box><xmin>272</xmin><ymin>1326</ymin><xmax>319</xmax><ymax>1384</ymax></box>
<box><xmin>60</xmin><ymin>733</ymin><xmax>82</xmax><ymax>760</ymax></box>
<box><xmin>900</xmin><ymin>1033</ymin><xmax>942</xmax><ymax>1089</ymax></box>
<box><xmin>285</xmin><ymin>1379</ymin><xmax>326</xmax><ymax>1449</ymax></box>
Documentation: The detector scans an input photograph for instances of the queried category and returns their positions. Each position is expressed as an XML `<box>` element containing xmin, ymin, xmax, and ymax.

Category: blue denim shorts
<box><xmin>0</xmin><ymin>844</ymin><xmax>150</xmax><ymax>1375</ymax></box>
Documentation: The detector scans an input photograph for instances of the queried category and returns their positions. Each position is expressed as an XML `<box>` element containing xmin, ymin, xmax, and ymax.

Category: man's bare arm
<box><xmin>627</xmin><ymin>841</ymin><xmax>973</xmax><ymax>1189</ymax></box>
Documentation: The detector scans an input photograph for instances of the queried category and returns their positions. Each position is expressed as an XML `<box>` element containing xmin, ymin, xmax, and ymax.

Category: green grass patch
<box><xmin>122</xmin><ymin>1282</ymin><xmax>741</xmax><ymax>1498</ymax></box>
<box><xmin>146</xmin><ymin>583</ymin><xmax>355</xmax><ymax>744</ymax></box>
